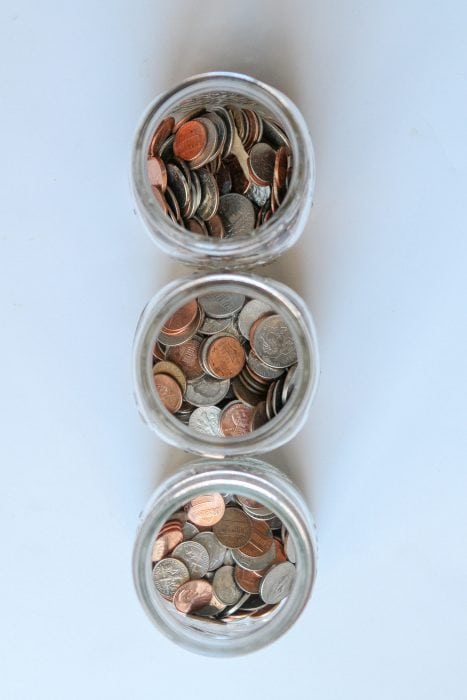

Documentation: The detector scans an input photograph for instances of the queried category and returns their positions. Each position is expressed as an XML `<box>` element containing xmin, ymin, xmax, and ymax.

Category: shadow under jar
<box><xmin>131</xmin><ymin>71</ymin><xmax>315</xmax><ymax>269</ymax></box>
<box><xmin>133</xmin><ymin>272</ymin><xmax>319</xmax><ymax>458</ymax></box>
<box><xmin>133</xmin><ymin>458</ymin><xmax>317</xmax><ymax>656</ymax></box>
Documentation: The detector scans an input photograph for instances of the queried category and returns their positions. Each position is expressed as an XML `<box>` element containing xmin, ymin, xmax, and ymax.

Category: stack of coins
<box><xmin>146</xmin><ymin>105</ymin><xmax>292</xmax><ymax>236</ymax></box>
<box><xmin>152</xmin><ymin>292</ymin><xmax>298</xmax><ymax>436</ymax></box>
<box><xmin>152</xmin><ymin>493</ymin><xmax>297</xmax><ymax>620</ymax></box>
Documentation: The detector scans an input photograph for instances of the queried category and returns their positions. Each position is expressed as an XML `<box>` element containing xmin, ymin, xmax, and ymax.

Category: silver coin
<box><xmin>198</xmin><ymin>315</ymin><xmax>232</xmax><ymax>336</ymax></box>
<box><xmin>238</xmin><ymin>299</ymin><xmax>273</xmax><ymax>339</ymax></box>
<box><xmin>284</xmin><ymin>532</ymin><xmax>296</xmax><ymax>563</ymax></box>
<box><xmin>196</xmin><ymin>168</ymin><xmax>219</xmax><ymax>221</ymax></box>
<box><xmin>212</xmin><ymin>565</ymin><xmax>244</xmax><ymax>605</ymax></box>
<box><xmin>231</xmin><ymin>541</ymin><xmax>276</xmax><ymax>572</ymax></box>
<box><xmin>166</xmin><ymin>163</ymin><xmax>190</xmax><ymax>213</ymax></box>
<box><xmin>172</xmin><ymin>540</ymin><xmax>209</xmax><ymax>579</ymax></box>
<box><xmin>262</xmin><ymin>118</ymin><xmax>289</xmax><ymax>148</ymax></box>
<box><xmin>253</xmin><ymin>315</ymin><xmax>297</xmax><ymax>369</ymax></box>
<box><xmin>216</xmin><ymin>592</ymin><xmax>250</xmax><ymax>619</ymax></box>
<box><xmin>182</xmin><ymin>521</ymin><xmax>199</xmax><ymax>540</ymax></box>
<box><xmin>223</xmin><ymin>549</ymin><xmax>235</xmax><ymax>566</ymax></box>
<box><xmin>217</xmin><ymin>193</ymin><xmax>256</xmax><ymax>237</ymax></box>
<box><xmin>152</xmin><ymin>557</ymin><xmax>190</xmax><ymax>598</ymax></box>
<box><xmin>194</xmin><ymin>591</ymin><xmax>226</xmax><ymax>617</ymax></box>
<box><xmin>193</xmin><ymin>532</ymin><xmax>227</xmax><ymax>571</ymax></box>
<box><xmin>259</xmin><ymin>561</ymin><xmax>296</xmax><ymax>604</ymax></box>
<box><xmin>247</xmin><ymin>351</ymin><xmax>285</xmax><ymax>380</ymax></box>
<box><xmin>246</xmin><ymin>183</ymin><xmax>271</xmax><ymax>208</ymax></box>
<box><xmin>188</xmin><ymin>405</ymin><xmax>222</xmax><ymax>436</ymax></box>
<box><xmin>198</xmin><ymin>292</ymin><xmax>246</xmax><ymax>319</ymax></box>
<box><xmin>282</xmin><ymin>363</ymin><xmax>297</xmax><ymax>404</ymax></box>
<box><xmin>185</xmin><ymin>375</ymin><xmax>230</xmax><ymax>407</ymax></box>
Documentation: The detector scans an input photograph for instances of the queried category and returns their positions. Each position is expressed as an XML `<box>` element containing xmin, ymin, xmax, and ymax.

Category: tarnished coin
<box><xmin>186</xmin><ymin>217</ymin><xmax>208</xmax><ymax>236</ymax></box>
<box><xmin>213</xmin><ymin>565</ymin><xmax>244</xmax><ymax>605</ymax></box>
<box><xmin>238</xmin><ymin>299</ymin><xmax>273</xmax><ymax>339</ymax></box>
<box><xmin>253</xmin><ymin>314</ymin><xmax>297</xmax><ymax>368</ymax></box>
<box><xmin>205</xmin><ymin>213</ymin><xmax>225</xmax><ymax>238</ymax></box>
<box><xmin>153</xmin><ymin>373</ymin><xmax>183</xmax><ymax>413</ymax></box>
<box><xmin>213</xmin><ymin>507</ymin><xmax>252</xmax><ymax>548</ymax></box>
<box><xmin>217</xmin><ymin>193</ymin><xmax>256</xmax><ymax>237</ymax></box>
<box><xmin>188</xmin><ymin>406</ymin><xmax>222</xmax><ymax>436</ymax></box>
<box><xmin>220</xmin><ymin>401</ymin><xmax>254</xmax><ymax>437</ymax></box>
<box><xmin>152</xmin><ymin>557</ymin><xmax>189</xmax><ymax>599</ymax></box>
<box><xmin>248</xmin><ymin>142</ymin><xmax>276</xmax><ymax>185</ymax></box>
<box><xmin>246</xmin><ymin>183</ymin><xmax>271</xmax><ymax>208</ymax></box>
<box><xmin>166</xmin><ymin>336</ymin><xmax>204</xmax><ymax>380</ymax></box>
<box><xmin>193</xmin><ymin>532</ymin><xmax>227</xmax><ymax>571</ymax></box>
<box><xmin>187</xmin><ymin>493</ymin><xmax>225</xmax><ymax>527</ymax></box>
<box><xmin>173</xmin><ymin>580</ymin><xmax>213</xmax><ymax>613</ymax></box>
<box><xmin>250</xmin><ymin>400</ymin><xmax>269</xmax><ymax>430</ymax></box>
<box><xmin>185</xmin><ymin>375</ymin><xmax>230</xmax><ymax>407</ymax></box>
<box><xmin>172</xmin><ymin>540</ymin><xmax>210</xmax><ymax>578</ymax></box>
<box><xmin>198</xmin><ymin>292</ymin><xmax>246</xmax><ymax>319</ymax></box>
<box><xmin>259</xmin><ymin>561</ymin><xmax>296</xmax><ymax>604</ymax></box>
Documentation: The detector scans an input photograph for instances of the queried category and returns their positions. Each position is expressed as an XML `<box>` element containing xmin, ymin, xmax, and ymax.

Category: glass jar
<box><xmin>131</xmin><ymin>71</ymin><xmax>315</xmax><ymax>269</ymax></box>
<box><xmin>133</xmin><ymin>271</ymin><xmax>319</xmax><ymax>457</ymax></box>
<box><xmin>133</xmin><ymin>457</ymin><xmax>317</xmax><ymax>656</ymax></box>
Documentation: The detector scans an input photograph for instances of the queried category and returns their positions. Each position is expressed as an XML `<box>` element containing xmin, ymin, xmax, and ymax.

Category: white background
<box><xmin>1</xmin><ymin>1</ymin><xmax>466</xmax><ymax>698</ymax></box>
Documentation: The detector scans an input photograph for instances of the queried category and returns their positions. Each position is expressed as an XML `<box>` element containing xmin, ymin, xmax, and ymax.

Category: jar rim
<box><xmin>131</xmin><ymin>71</ymin><xmax>315</xmax><ymax>267</ymax></box>
<box><xmin>133</xmin><ymin>271</ymin><xmax>320</xmax><ymax>457</ymax></box>
<box><xmin>133</xmin><ymin>457</ymin><xmax>317</xmax><ymax>656</ymax></box>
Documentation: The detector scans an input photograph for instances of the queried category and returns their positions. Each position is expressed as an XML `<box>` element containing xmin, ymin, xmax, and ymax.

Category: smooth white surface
<box><xmin>1</xmin><ymin>1</ymin><xmax>466</xmax><ymax>698</ymax></box>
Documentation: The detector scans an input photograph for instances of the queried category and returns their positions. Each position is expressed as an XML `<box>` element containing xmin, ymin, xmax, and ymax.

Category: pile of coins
<box><xmin>152</xmin><ymin>292</ymin><xmax>298</xmax><ymax>436</ymax></box>
<box><xmin>146</xmin><ymin>104</ymin><xmax>292</xmax><ymax>237</ymax></box>
<box><xmin>152</xmin><ymin>493</ymin><xmax>297</xmax><ymax>620</ymax></box>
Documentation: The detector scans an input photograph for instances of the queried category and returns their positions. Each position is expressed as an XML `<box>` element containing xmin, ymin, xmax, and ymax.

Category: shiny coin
<box><xmin>185</xmin><ymin>375</ymin><xmax>230</xmax><ymax>407</ymax></box>
<box><xmin>173</xmin><ymin>119</ymin><xmax>208</xmax><ymax>161</ymax></box>
<box><xmin>217</xmin><ymin>193</ymin><xmax>256</xmax><ymax>237</ymax></box>
<box><xmin>234</xmin><ymin>565</ymin><xmax>264</xmax><ymax>594</ymax></box>
<box><xmin>231</xmin><ymin>541</ymin><xmax>276</xmax><ymax>572</ymax></box>
<box><xmin>193</xmin><ymin>532</ymin><xmax>227</xmax><ymax>571</ymax></box>
<box><xmin>206</xmin><ymin>336</ymin><xmax>245</xmax><ymax>379</ymax></box>
<box><xmin>259</xmin><ymin>561</ymin><xmax>296</xmax><ymax>604</ymax></box>
<box><xmin>213</xmin><ymin>507</ymin><xmax>252</xmax><ymax>548</ymax></box>
<box><xmin>238</xmin><ymin>299</ymin><xmax>273</xmax><ymax>339</ymax></box>
<box><xmin>212</xmin><ymin>565</ymin><xmax>244</xmax><ymax>605</ymax></box>
<box><xmin>186</xmin><ymin>493</ymin><xmax>225</xmax><ymax>527</ymax></box>
<box><xmin>172</xmin><ymin>540</ymin><xmax>210</xmax><ymax>578</ymax></box>
<box><xmin>173</xmin><ymin>580</ymin><xmax>213</xmax><ymax>613</ymax></box>
<box><xmin>196</xmin><ymin>168</ymin><xmax>219</xmax><ymax>221</ymax></box>
<box><xmin>188</xmin><ymin>405</ymin><xmax>222</xmax><ymax>436</ymax></box>
<box><xmin>220</xmin><ymin>400</ymin><xmax>254</xmax><ymax>437</ymax></box>
<box><xmin>198</xmin><ymin>292</ymin><xmax>246</xmax><ymax>319</ymax></box>
<box><xmin>253</xmin><ymin>314</ymin><xmax>297</xmax><ymax>368</ymax></box>
<box><xmin>182</xmin><ymin>522</ymin><xmax>199</xmax><ymax>540</ymax></box>
<box><xmin>153</xmin><ymin>360</ymin><xmax>187</xmax><ymax>394</ymax></box>
<box><xmin>153</xmin><ymin>373</ymin><xmax>183</xmax><ymax>413</ymax></box>
<box><xmin>198</xmin><ymin>315</ymin><xmax>231</xmax><ymax>336</ymax></box>
<box><xmin>152</xmin><ymin>557</ymin><xmax>189</xmax><ymax>599</ymax></box>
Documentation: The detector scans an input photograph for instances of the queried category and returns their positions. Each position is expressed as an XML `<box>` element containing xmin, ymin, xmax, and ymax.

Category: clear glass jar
<box><xmin>133</xmin><ymin>457</ymin><xmax>317</xmax><ymax>656</ymax></box>
<box><xmin>133</xmin><ymin>271</ymin><xmax>319</xmax><ymax>457</ymax></box>
<box><xmin>131</xmin><ymin>71</ymin><xmax>315</xmax><ymax>269</ymax></box>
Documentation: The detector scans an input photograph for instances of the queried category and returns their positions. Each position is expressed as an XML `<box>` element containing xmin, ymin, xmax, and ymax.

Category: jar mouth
<box><xmin>133</xmin><ymin>273</ymin><xmax>320</xmax><ymax>457</ymax></box>
<box><xmin>133</xmin><ymin>458</ymin><xmax>317</xmax><ymax>656</ymax></box>
<box><xmin>131</xmin><ymin>71</ymin><xmax>315</xmax><ymax>266</ymax></box>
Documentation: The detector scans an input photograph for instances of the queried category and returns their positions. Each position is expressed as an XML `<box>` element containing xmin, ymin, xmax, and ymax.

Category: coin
<box><xmin>198</xmin><ymin>292</ymin><xmax>246</xmax><ymax>319</ymax></box>
<box><xmin>259</xmin><ymin>561</ymin><xmax>296</xmax><ymax>604</ymax></box>
<box><xmin>217</xmin><ymin>193</ymin><xmax>256</xmax><ymax>237</ymax></box>
<box><xmin>213</xmin><ymin>507</ymin><xmax>252</xmax><ymax>548</ymax></box>
<box><xmin>249</xmin><ymin>400</ymin><xmax>269</xmax><ymax>430</ymax></box>
<box><xmin>149</xmin><ymin>116</ymin><xmax>174</xmax><ymax>156</ymax></box>
<box><xmin>166</xmin><ymin>163</ymin><xmax>191</xmax><ymax>214</ymax></box>
<box><xmin>172</xmin><ymin>540</ymin><xmax>210</xmax><ymax>578</ymax></box>
<box><xmin>205</xmin><ymin>213</ymin><xmax>225</xmax><ymax>238</ymax></box>
<box><xmin>238</xmin><ymin>299</ymin><xmax>273</xmax><ymax>339</ymax></box>
<box><xmin>198</xmin><ymin>314</ymin><xmax>231</xmax><ymax>336</ymax></box>
<box><xmin>147</xmin><ymin>155</ymin><xmax>167</xmax><ymax>190</ymax></box>
<box><xmin>252</xmin><ymin>314</ymin><xmax>297</xmax><ymax>368</ymax></box>
<box><xmin>206</xmin><ymin>336</ymin><xmax>245</xmax><ymax>379</ymax></box>
<box><xmin>234</xmin><ymin>565</ymin><xmax>263</xmax><ymax>594</ymax></box>
<box><xmin>193</xmin><ymin>532</ymin><xmax>227</xmax><ymax>571</ymax></box>
<box><xmin>162</xmin><ymin>299</ymin><xmax>198</xmax><ymax>335</ymax></box>
<box><xmin>248</xmin><ymin>142</ymin><xmax>276</xmax><ymax>186</ymax></box>
<box><xmin>166</xmin><ymin>336</ymin><xmax>204</xmax><ymax>381</ymax></box>
<box><xmin>212</xmin><ymin>565</ymin><xmax>244</xmax><ymax>605</ymax></box>
<box><xmin>284</xmin><ymin>532</ymin><xmax>296</xmax><ymax>563</ymax></box>
<box><xmin>220</xmin><ymin>401</ymin><xmax>254</xmax><ymax>437</ymax></box>
<box><xmin>182</xmin><ymin>521</ymin><xmax>199</xmax><ymax>540</ymax></box>
<box><xmin>153</xmin><ymin>557</ymin><xmax>189</xmax><ymax>599</ymax></box>
<box><xmin>173</xmin><ymin>580</ymin><xmax>213</xmax><ymax>613</ymax></box>
<box><xmin>153</xmin><ymin>373</ymin><xmax>183</xmax><ymax>413</ymax></box>
<box><xmin>185</xmin><ymin>375</ymin><xmax>230</xmax><ymax>407</ymax></box>
<box><xmin>188</xmin><ymin>405</ymin><xmax>222</xmax><ymax>436</ymax></box>
<box><xmin>196</xmin><ymin>168</ymin><xmax>219</xmax><ymax>221</ymax></box>
<box><xmin>237</xmin><ymin>518</ymin><xmax>273</xmax><ymax>557</ymax></box>
<box><xmin>186</xmin><ymin>493</ymin><xmax>225</xmax><ymax>527</ymax></box>
<box><xmin>153</xmin><ymin>360</ymin><xmax>187</xmax><ymax>394</ymax></box>
<box><xmin>231</xmin><ymin>540</ymin><xmax>276</xmax><ymax>572</ymax></box>
<box><xmin>173</xmin><ymin>120</ymin><xmax>208</xmax><ymax>161</ymax></box>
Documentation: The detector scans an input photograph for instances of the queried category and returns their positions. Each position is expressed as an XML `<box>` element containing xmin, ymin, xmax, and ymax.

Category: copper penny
<box><xmin>273</xmin><ymin>145</ymin><xmax>289</xmax><ymax>189</ymax></box>
<box><xmin>237</xmin><ymin>518</ymin><xmax>273</xmax><ymax>557</ymax></box>
<box><xmin>173</xmin><ymin>120</ymin><xmax>208</xmax><ymax>162</ymax></box>
<box><xmin>206</xmin><ymin>214</ymin><xmax>225</xmax><ymax>238</ymax></box>
<box><xmin>220</xmin><ymin>401</ymin><xmax>254</xmax><ymax>437</ymax></box>
<box><xmin>187</xmin><ymin>493</ymin><xmax>226</xmax><ymax>527</ymax></box>
<box><xmin>152</xmin><ymin>526</ymin><xmax>183</xmax><ymax>562</ymax></box>
<box><xmin>213</xmin><ymin>507</ymin><xmax>252</xmax><ymax>548</ymax></box>
<box><xmin>186</xmin><ymin>218</ymin><xmax>208</xmax><ymax>236</ymax></box>
<box><xmin>166</xmin><ymin>337</ymin><xmax>204</xmax><ymax>380</ymax></box>
<box><xmin>162</xmin><ymin>299</ymin><xmax>198</xmax><ymax>335</ymax></box>
<box><xmin>151</xmin><ymin>185</ymin><xmax>169</xmax><ymax>214</ymax></box>
<box><xmin>206</xmin><ymin>336</ymin><xmax>245</xmax><ymax>379</ymax></box>
<box><xmin>234</xmin><ymin>565</ymin><xmax>263</xmax><ymax>594</ymax></box>
<box><xmin>173</xmin><ymin>580</ymin><xmax>213</xmax><ymax>613</ymax></box>
<box><xmin>153</xmin><ymin>373</ymin><xmax>183</xmax><ymax>413</ymax></box>
<box><xmin>148</xmin><ymin>116</ymin><xmax>175</xmax><ymax>156</ymax></box>
<box><xmin>147</xmin><ymin>155</ymin><xmax>167</xmax><ymax>191</ymax></box>
<box><xmin>153</xmin><ymin>360</ymin><xmax>187</xmax><ymax>394</ymax></box>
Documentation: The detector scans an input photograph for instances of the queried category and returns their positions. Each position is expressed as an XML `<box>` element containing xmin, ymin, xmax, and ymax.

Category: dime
<box><xmin>198</xmin><ymin>292</ymin><xmax>245</xmax><ymax>319</ymax></box>
<box><xmin>173</xmin><ymin>580</ymin><xmax>213</xmax><ymax>613</ymax></box>
<box><xmin>217</xmin><ymin>193</ymin><xmax>256</xmax><ymax>237</ymax></box>
<box><xmin>153</xmin><ymin>557</ymin><xmax>189</xmax><ymax>599</ymax></box>
<box><xmin>259</xmin><ymin>561</ymin><xmax>296</xmax><ymax>604</ymax></box>
<box><xmin>166</xmin><ymin>337</ymin><xmax>204</xmax><ymax>380</ymax></box>
<box><xmin>153</xmin><ymin>373</ymin><xmax>183</xmax><ymax>413</ymax></box>
<box><xmin>252</xmin><ymin>314</ymin><xmax>297</xmax><ymax>368</ymax></box>
<box><xmin>284</xmin><ymin>532</ymin><xmax>297</xmax><ymax>563</ymax></box>
<box><xmin>173</xmin><ymin>120</ymin><xmax>208</xmax><ymax>161</ymax></box>
<box><xmin>188</xmin><ymin>406</ymin><xmax>222</xmax><ymax>436</ymax></box>
<box><xmin>193</xmin><ymin>532</ymin><xmax>227</xmax><ymax>571</ymax></box>
<box><xmin>185</xmin><ymin>375</ymin><xmax>230</xmax><ymax>407</ymax></box>
<box><xmin>172</xmin><ymin>540</ymin><xmax>210</xmax><ymax>578</ymax></box>
<box><xmin>186</xmin><ymin>493</ymin><xmax>225</xmax><ymax>527</ymax></box>
<box><xmin>212</xmin><ymin>565</ymin><xmax>244</xmax><ymax>605</ymax></box>
<box><xmin>220</xmin><ymin>401</ymin><xmax>254</xmax><ymax>437</ymax></box>
<box><xmin>213</xmin><ymin>507</ymin><xmax>252</xmax><ymax>548</ymax></box>
<box><xmin>238</xmin><ymin>299</ymin><xmax>273</xmax><ymax>339</ymax></box>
